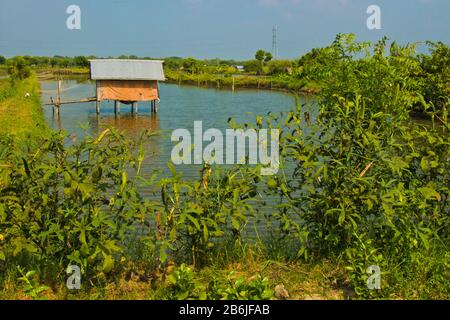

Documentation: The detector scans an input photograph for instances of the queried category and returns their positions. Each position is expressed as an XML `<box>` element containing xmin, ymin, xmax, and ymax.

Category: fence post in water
<box><xmin>56</xmin><ymin>79</ymin><xmax>61</xmax><ymax>117</ymax></box>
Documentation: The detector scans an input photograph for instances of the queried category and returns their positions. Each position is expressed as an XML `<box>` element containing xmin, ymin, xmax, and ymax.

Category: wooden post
<box><xmin>155</xmin><ymin>100</ymin><xmax>158</xmax><ymax>113</ymax></box>
<box><xmin>135</xmin><ymin>101</ymin><xmax>138</xmax><ymax>113</ymax></box>
<box><xmin>56</xmin><ymin>79</ymin><xmax>61</xmax><ymax>116</ymax></box>
<box><xmin>51</xmin><ymin>97</ymin><xmax>55</xmax><ymax>116</ymax></box>
<box><xmin>114</xmin><ymin>100</ymin><xmax>117</xmax><ymax>114</ymax></box>
<box><xmin>151</xmin><ymin>100</ymin><xmax>154</xmax><ymax>113</ymax></box>
<box><xmin>232</xmin><ymin>76</ymin><xmax>235</xmax><ymax>92</ymax></box>
<box><xmin>96</xmin><ymin>100</ymin><xmax>100</xmax><ymax>114</ymax></box>
<box><xmin>117</xmin><ymin>101</ymin><xmax>120</xmax><ymax>114</ymax></box>
<box><xmin>57</xmin><ymin>79</ymin><xmax>61</xmax><ymax>105</ymax></box>
<box><xmin>131</xmin><ymin>102</ymin><xmax>134</xmax><ymax>113</ymax></box>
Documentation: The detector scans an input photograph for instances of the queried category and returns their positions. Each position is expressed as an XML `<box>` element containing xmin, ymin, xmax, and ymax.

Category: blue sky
<box><xmin>1</xmin><ymin>0</ymin><xmax>449</xmax><ymax>59</ymax></box>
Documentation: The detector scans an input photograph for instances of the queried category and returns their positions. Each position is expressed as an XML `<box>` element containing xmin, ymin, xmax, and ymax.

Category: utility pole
<box><xmin>272</xmin><ymin>26</ymin><xmax>278</xmax><ymax>60</ymax></box>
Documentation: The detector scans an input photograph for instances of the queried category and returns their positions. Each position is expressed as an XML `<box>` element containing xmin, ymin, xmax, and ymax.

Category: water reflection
<box><xmin>88</xmin><ymin>112</ymin><xmax>160</xmax><ymax>137</ymax></box>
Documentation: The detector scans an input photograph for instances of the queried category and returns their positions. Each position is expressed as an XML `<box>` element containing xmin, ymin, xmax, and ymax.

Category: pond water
<box><xmin>40</xmin><ymin>79</ymin><xmax>308</xmax><ymax>181</ymax></box>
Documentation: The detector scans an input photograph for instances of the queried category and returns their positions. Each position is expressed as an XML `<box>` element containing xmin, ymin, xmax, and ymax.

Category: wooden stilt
<box><xmin>155</xmin><ymin>100</ymin><xmax>158</xmax><ymax>113</ymax></box>
<box><xmin>56</xmin><ymin>79</ymin><xmax>61</xmax><ymax>117</ymax></box>
<box><xmin>117</xmin><ymin>101</ymin><xmax>120</xmax><ymax>114</ymax></box>
<box><xmin>131</xmin><ymin>102</ymin><xmax>134</xmax><ymax>113</ymax></box>
<box><xmin>114</xmin><ymin>100</ymin><xmax>117</xmax><ymax>114</ymax></box>
<box><xmin>96</xmin><ymin>100</ymin><xmax>100</xmax><ymax>114</ymax></box>
<box><xmin>232</xmin><ymin>76</ymin><xmax>235</xmax><ymax>92</ymax></box>
<box><xmin>135</xmin><ymin>101</ymin><xmax>138</xmax><ymax>113</ymax></box>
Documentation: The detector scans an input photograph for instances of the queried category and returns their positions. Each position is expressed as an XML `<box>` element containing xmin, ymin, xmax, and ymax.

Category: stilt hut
<box><xmin>89</xmin><ymin>59</ymin><xmax>165</xmax><ymax>114</ymax></box>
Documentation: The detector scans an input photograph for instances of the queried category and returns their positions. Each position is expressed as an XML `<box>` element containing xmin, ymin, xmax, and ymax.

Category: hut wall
<box><xmin>97</xmin><ymin>80</ymin><xmax>159</xmax><ymax>101</ymax></box>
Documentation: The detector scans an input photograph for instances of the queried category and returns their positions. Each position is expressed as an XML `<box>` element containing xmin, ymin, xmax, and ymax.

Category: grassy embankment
<box><xmin>0</xmin><ymin>74</ymin><xmax>48</xmax><ymax>139</ymax></box>
<box><xmin>164</xmin><ymin>69</ymin><xmax>320</xmax><ymax>94</ymax></box>
<box><xmin>34</xmin><ymin>66</ymin><xmax>320</xmax><ymax>94</ymax></box>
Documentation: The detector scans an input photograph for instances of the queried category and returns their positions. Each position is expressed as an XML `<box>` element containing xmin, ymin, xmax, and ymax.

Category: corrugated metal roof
<box><xmin>90</xmin><ymin>59</ymin><xmax>165</xmax><ymax>81</ymax></box>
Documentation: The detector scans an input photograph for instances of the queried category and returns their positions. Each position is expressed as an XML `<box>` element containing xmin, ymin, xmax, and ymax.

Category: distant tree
<box><xmin>164</xmin><ymin>57</ymin><xmax>183</xmax><ymax>70</ymax></box>
<box><xmin>7</xmin><ymin>56</ymin><xmax>31</xmax><ymax>81</ymax></box>
<box><xmin>267</xmin><ymin>60</ymin><xmax>292</xmax><ymax>75</ymax></box>
<box><xmin>254</xmin><ymin>50</ymin><xmax>273</xmax><ymax>74</ymax></box>
<box><xmin>264</xmin><ymin>52</ymin><xmax>273</xmax><ymax>63</ymax></box>
<box><xmin>50</xmin><ymin>58</ymin><xmax>58</xmax><ymax>68</ymax></box>
<box><xmin>255</xmin><ymin>50</ymin><xmax>266</xmax><ymax>63</ymax></box>
<box><xmin>73</xmin><ymin>56</ymin><xmax>89</xmax><ymax>67</ymax></box>
<box><xmin>182</xmin><ymin>58</ymin><xmax>203</xmax><ymax>74</ymax></box>
<box><xmin>59</xmin><ymin>58</ymin><xmax>70</xmax><ymax>68</ymax></box>
<box><xmin>244</xmin><ymin>60</ymin><xmax>261</xmax><ymax>74</ymax></box>
<box><xmin>0</xmin><ymin>56</ymin><xmax>5</xmax><ymax>65</ymax></box>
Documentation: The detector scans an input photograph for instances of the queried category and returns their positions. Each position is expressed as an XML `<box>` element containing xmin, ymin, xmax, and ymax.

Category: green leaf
<box><xmin>168</xmin><ymin>161</ymin><xmax>177</xmax><ymax>177</ymax></box>
<box><xmin>184</xmin><ymin>213</ymin><xmax>200</xmax><ymax>230</ymax></box>
<box><xmin>338</xmin><ymin>210</ymin><xmax>345</xmax><ymax>225</ymax></box>
<box><xmin>231</xmin><ymin>217</ymin><xmax>240</xmax><ymax>231</ymax></box>
<box><xmin>120</xmin><ymin>171</ymin><xmax>127</xmax><ymax>194</ymax></box>
<box><xmin>102</xmin><ymin>255</ymin><xmax>114</xmax><ymax>273</ymax></box>
<box><xmin>419</xmin><ymin>186</ymin><xmax>441</xmax><ymax>201</ymax></box>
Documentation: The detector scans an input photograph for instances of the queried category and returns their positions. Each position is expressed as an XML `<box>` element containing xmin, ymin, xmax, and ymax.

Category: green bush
<box><xmin>0</xmin><ymin>129</ymin><xmax>151</xmax><ymax>280</ymax></box>
<box><xmin>263</xmin><ymin>34</ymin><xmax>450</xmax><ymax>297</ymax></box>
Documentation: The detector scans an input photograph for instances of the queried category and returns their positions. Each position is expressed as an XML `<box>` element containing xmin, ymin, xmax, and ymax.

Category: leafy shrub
<box><xmin>264</xmin><ymin>34</ymin><xmax>450</xmax><ymax>297</ymax></box>
<box><xmin>159</xmin><ymin>264</ymin><xmax>274</xmax><ymax>300</ymax></box>
<box><xmin>0</xmin><ymin>129</ymin><xmax>150</xmax><ymax>281</ymax></box>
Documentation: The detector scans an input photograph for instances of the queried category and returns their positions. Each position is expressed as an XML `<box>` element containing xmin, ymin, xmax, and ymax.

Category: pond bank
<box><xmin>0</xmin><ymin>75</ymin><xmax>49</xmax><ymax>139</ymax></box>
<box><xmin>35</xmin><ymin>68</ymin><xmax>320</xmax><ymax>96</ymax></box>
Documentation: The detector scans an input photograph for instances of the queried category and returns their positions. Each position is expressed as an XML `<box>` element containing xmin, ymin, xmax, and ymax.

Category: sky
<box><xmin>0</xmin><ymin>0</ymin><xmax>449</xmax><ymax>60</ymax></box>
